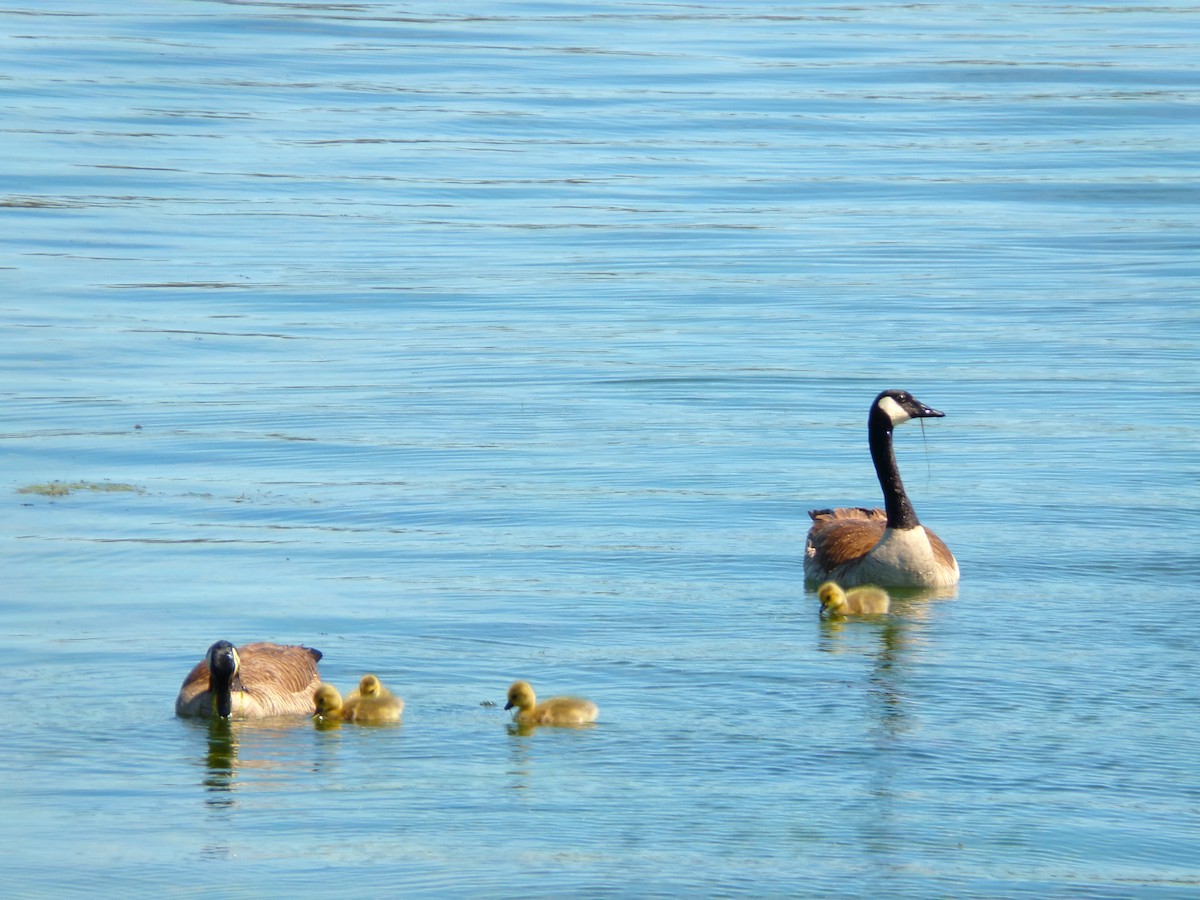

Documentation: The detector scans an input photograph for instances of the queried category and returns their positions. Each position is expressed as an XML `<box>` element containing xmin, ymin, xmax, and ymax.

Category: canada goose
<box><xmin>341</xmin><ymin>674</ymin><xmax>404</xmax><ymax>724</ymax></box>
<box><xmin>805</xmin><ymin>389</ymin><xmax>959</xmax><ymax>589</ymax></box>
<box><xmin>818</xmin><ymin>581</ymin><xmax>890</xmax><ymax>616</ymax></box>
<box><xmin>504</xmin><ymin>680</ymin><xmax>598</xmax><ymax>727</ymax></box>
<box><xmin>175</xmin><ymin>640</ymin><xmax>323</xmax><ymax>719</ymax></box>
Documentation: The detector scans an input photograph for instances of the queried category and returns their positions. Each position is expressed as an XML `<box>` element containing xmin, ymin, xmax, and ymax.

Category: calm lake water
<box><xmin>3</xmin><ymin>1</ymin><xmax>1198</xmax><ymax>896</ymax></box>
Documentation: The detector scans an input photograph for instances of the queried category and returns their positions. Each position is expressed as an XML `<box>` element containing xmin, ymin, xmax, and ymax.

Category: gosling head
<box><xmin>504</xmin><ymin>680</ymin><xmax>535</xmax><ymax>713</ymax></box>
<box><xmin>817</xmin><ymin>582</ymin><xmax>848</xmax><ymax>616</ymax></box>
<box><xmin>358</xmin><ymin>674</ymin><xmax>381</xmax><ymax>698</ymax></box>
<box><xmin>313</xmin><ymin>684</ymin><xmax>343</xmax><ymax>717</ymax></box>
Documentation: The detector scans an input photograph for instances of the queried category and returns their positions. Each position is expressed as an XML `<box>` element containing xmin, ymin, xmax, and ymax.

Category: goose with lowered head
<box><xmin>805</xmin><ymin>389</ymin><xmax>959</xmax><ymax>589</ymax></box>
<box><xmin>175</xmin><ymin>640</ymin><xmax>323</xmax><ymax>719</ymax></box>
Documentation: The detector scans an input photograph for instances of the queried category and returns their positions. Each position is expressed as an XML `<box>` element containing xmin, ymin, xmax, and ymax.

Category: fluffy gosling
<box><xmin>341</xmin><ymin>674</ymin><xmax>404</xmax><ymax>724</ymax></box>
<box><xmin>504</xmin><ymin>680</ymin><xmax>598</xmax><ymax>727</ymax></box>
<box><xmin>313</xmin><ymin>684</ymin><xmax>344</xmax><ymax>726</ymax></box>
<box><xmin>818</xmin><ymin>581</ymin><xmax>890</xmax><ymax>616</ymax></box>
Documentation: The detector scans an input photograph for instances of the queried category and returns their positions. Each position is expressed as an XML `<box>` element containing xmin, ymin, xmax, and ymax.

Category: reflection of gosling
<box><xmin>342</xmin><ymin>674</ymin><xmax>404</xmax><ymax>724</ymax></box>
<box><xmin>818</xmin><ymin>581</ymin><xmax>890</xmax><ymax>616</ymax></box>
<box><xmin>505</xmin><ymin>680</ymin><xmax>598</xmax><ymax>727</ymax></box>
<box><xmin>313</xmin><ymin>684</ymin><xmax>344</xmax><ymax>724</ymax></box>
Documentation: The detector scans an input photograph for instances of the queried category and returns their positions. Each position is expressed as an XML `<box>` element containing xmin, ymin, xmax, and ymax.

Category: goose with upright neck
<box><xmin>804</xmin><ymin>389</ymin><xmax>959</xmax><ymax>589</ymax></box>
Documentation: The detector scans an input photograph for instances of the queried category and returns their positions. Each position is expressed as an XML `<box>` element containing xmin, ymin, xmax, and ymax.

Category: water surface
<box><xmin>2</xmin><ymin>1</ymin><xmax>1198</xmax><ymax>896</ymax></box>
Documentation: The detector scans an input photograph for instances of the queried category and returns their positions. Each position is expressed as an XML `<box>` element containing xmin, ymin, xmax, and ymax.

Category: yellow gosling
<box><xmin>504</xmin><ymin>680</ymin><xmax>598</xmax><ymax>727</ymax></box>
<box><xmin>818</xmin><ymin>581</ymin><xmax>891</xmax><ymax>616</ymax></box>
<box><xmin>313</xmin><ymin>684</ymin><xmax>344</xmax><ymax>725</ymax></box>
<box><xmin>341</xmin><ymin>674</ymin><xmax>404</xmax><ymax>724</ymax></box>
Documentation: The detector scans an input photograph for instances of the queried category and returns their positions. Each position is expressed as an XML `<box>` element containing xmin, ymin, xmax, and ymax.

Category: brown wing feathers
<box><xmin>806</xmin><ymin>507</ymin><xmax>886</xmax><ymax>570</ymax></box>
<box><xmin>928</xmin><ymin>530</ymin><xmax>957</xmax><ymax>571</ymax></box>
<box><xmin>234</xmin><ymin>643</ymin><xmax>321</xmax><ymax>716</ymax></box>
<box><xmin>237</xmin><ymin>642</ymin><xmax>322</xmax><ymax>695</ymax></box>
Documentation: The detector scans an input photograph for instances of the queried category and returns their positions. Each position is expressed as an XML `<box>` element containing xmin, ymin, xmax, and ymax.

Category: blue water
<box><xmin>3</xmin><ymin>1</ymin><xmax>1198</xmax><ymax>896</ymax></box>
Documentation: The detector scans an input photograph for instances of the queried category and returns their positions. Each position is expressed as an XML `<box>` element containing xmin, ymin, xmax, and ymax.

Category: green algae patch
<box><xmin>18</xmin><ymin>481</ymin><xmax>142</xmax><ymax>497</ymax></box>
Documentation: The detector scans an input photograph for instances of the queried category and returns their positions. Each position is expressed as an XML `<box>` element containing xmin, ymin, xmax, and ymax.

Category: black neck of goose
<box><xmin>868</xmin><ymin>406</ymin><xmax>920</xmax><ymax>530</ymax></box>
<box><xmin>210</xmin><ymin>670</ymin><xmax>234</xmax><ymax>718</ymax></box>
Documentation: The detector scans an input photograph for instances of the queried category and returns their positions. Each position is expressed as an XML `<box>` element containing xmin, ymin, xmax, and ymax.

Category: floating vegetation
<box><xmin>0</xmin><ymin>197</ymin><xmax>86</xmax><ymax>209</ymax></box>
<box><xmin>17</xmin><ymin>481</ymin><xmax>142</xmax><ymax>497</ymax></box>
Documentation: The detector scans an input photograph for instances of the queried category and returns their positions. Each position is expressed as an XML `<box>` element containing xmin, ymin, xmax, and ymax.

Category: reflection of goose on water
<box><xmin>341</xmin><ymin>674</ymin><xmax>404</xmax><ymax>724</ymax></box>
<box><xmin>176</xmin><ymin>640</ymin><xmax>323</xmax><ymax>719</ymax></box>
<box><xmin>805</xmin><ymin>389</ymin><xmax>959</xmax><ymax>589</ymax></box>
<box><xmin>504</xmin><ymin>680</ymin><xmax>598</xmax><ymax>727</ymax></box>
<box><xmin>818</xmin><ymin>581</ymin><xmax>890</xmax><ymax>616</ymax></box>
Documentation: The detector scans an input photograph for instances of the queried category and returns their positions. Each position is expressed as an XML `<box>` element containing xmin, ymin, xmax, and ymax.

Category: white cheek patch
<box><xmin>877</xmin><ymin>395</ymin><xmax>911</xmax><ymax>424</ymax></box>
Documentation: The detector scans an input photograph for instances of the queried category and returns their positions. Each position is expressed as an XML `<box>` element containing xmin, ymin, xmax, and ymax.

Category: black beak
<box><xmin>503</xmin><ymin>701</ymin><xmax>514</xmax><ymax>711</ymax></box>
<box><xmin>914</xmin><ymin>401</ymin><xmax>944</xmax><ymax>419</ymax></box>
